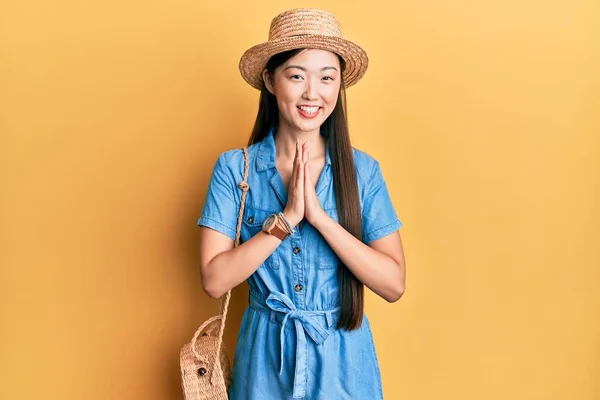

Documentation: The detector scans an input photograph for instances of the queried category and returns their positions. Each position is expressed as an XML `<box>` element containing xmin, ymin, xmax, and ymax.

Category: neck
<box><xmin>273</xmin><ymin>124</ymin><xmax>326</xmax><ymax>162</ymax></box>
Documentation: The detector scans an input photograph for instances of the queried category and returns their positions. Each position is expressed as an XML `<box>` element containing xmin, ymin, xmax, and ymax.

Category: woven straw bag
<box><xmin>180</xmin><ymin>148</ymin><xmax>250</xmax><ymax>400</ymax></box>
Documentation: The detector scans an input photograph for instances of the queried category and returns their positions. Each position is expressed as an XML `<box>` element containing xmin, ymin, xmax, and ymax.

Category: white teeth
<box><xmin>299</xmin><ymin>106</ymin><xmax>319</xmax><ymax>114</ymax></box>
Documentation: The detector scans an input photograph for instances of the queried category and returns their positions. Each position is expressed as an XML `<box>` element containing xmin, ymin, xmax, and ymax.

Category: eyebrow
<box><xmin>284</xmin><ymin>65</ymin><xmax>339</xmax><ymax>72</ymax></box>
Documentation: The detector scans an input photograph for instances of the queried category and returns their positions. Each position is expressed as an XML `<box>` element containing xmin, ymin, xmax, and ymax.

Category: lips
<box><xmin>297</xmin><ymin>105</ymin><xmax>321</xmax><ymax>118</ymax></box>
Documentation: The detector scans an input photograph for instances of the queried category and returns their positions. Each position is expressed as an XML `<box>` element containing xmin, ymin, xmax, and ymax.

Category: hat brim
<box><xmin>239</xmin><ymin>35</ymin><xmax>369</xmax><ymax>90</ymax></box>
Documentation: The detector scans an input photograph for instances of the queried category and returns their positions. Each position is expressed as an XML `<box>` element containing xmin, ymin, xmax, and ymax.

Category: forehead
<box><xmin>282</xmin><ymin>49</ymin><xmax>341</xmax><ymax>70</ymax></box>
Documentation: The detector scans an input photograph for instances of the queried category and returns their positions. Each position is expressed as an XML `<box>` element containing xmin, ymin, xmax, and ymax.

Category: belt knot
<box><xmin>253</xmin><ymin>291</ymin><xmax>339</xmax><ymax>398</ymax></box>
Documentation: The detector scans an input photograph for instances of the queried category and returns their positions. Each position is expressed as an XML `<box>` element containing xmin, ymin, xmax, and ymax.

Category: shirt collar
<box><xmin>256</xmin><ymin>126</ymin><xmax>332</xmax><ymax>172</ymax></box>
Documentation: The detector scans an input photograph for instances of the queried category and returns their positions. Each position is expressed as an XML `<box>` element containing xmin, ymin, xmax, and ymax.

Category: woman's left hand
<box><xmin>303</xmin><ymin>141</ymin><xmax>327</xmax><ymax>225</ymax></box>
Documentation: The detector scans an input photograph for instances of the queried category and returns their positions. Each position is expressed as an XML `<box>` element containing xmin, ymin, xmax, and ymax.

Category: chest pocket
<box><xmin>242</xmin><ymin>206</ymin><xmax>281</xmax><ymax>270</ymax></box>
<box><xmin>318</xmin><ymin>208</ymin><xmax>340</xmax><ymax>270</ymax></box>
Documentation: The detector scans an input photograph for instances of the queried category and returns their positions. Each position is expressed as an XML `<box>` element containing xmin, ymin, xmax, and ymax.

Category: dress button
<box><xmin>248</xmin><ymin>216</ymin><xmax>254</xmax><ymax>224</ymax></box>
<box><xmin>294</xmin><ymin>284</ymin><xmax>303</xmax><ymax>292</ymax></box>
<box><xmin>293</xmin><ymin>247</ymin><xmax>301</xmax><ymax>254</ymax></box>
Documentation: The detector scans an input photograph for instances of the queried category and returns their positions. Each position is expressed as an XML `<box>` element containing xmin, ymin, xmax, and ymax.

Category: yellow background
<box><xmin>1</xmin><ymin>0</ymin><xmax>599</xmax><ymax>399</ymax></box>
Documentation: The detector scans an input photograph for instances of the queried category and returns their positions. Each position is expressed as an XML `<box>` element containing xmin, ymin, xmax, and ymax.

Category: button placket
<box><xmin>290</xmin><ymin>235</ymin><xmax>304</xmax><ymax>308</ymax></box>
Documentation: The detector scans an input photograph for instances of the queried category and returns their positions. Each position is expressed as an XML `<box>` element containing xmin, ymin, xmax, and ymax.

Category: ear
<box><xmin>262</xmin><ymin>69</ymin><xmax>275</xmax><ymax>95</ymax></box>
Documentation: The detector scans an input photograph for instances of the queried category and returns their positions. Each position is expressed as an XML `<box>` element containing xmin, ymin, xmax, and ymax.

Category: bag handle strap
<box><xmin>209</xmin><ymin>147</ymin><xmax>250</xmax><ymax>384</ymax></box>
<box><xmin>215</xmin><ymin>147</ymin><xmax>249</xmax><ymax>345</ymax></box>
<box><xmin>190</xmin><ymin>148</ymin><xmax>250</xmax><ymax>364</ymax></box>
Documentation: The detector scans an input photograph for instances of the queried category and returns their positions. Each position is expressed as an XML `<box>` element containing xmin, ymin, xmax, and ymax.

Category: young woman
<box><xmin>197</xmin><ymin>8</ymin><xmax>406</xmax><ymax>400</ymax></box>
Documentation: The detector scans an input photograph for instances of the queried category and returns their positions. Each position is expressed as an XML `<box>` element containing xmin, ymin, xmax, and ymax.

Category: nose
<box><xmin>302</xmin><ymin>79</ymin><xmax>318</xmax><ymax>101</ymax></box>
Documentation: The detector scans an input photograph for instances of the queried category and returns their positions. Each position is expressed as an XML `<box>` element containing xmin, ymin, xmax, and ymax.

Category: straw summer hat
<box><xmin>239</xmin><ymin>8</ymin><xmax>369</xmax><ymax>90</ymax></box>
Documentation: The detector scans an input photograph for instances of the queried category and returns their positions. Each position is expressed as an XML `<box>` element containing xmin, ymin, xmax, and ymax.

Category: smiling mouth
<box><xmin>297</xmin><ymin>106</ymin><xmax>321</xmax><ymax>116</ymax></box>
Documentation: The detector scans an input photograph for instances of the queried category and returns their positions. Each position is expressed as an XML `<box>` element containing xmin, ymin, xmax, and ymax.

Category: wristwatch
<box><xmin>262</xmin><ymin>214</ymin><xmax>290</xmax><ymax>241</ymax></box>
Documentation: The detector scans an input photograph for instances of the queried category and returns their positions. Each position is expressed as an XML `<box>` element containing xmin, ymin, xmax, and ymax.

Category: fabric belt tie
<box><xmin>250</xmin><ymin>291</ymin><xmax>339</xmax><ymax>399</ymax></box>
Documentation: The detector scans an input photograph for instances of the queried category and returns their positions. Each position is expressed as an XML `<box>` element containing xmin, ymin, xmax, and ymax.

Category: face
<box><xmin>263</xmin><ymin>49</ymin><xmax>342</xmax><ymax>134</ymax></box>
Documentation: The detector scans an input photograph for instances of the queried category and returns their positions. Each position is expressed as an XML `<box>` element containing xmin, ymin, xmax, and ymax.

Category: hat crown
<box><xmin>239</xmin><ymin>8</ymin><xmax>368</xmax><ymax>90</ymax></box>
<box><xmin>268</xmin><ymin>8</ymin><xmax>342</xmax><ymax>41</ymax></box>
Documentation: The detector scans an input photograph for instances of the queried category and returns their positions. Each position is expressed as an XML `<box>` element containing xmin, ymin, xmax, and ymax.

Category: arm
<box><xmin>199</xmin><ymin>141</ymin><xmax>305</xmax><ymax>299</ymax></box>
<box><xmin>303</xmin><ymin>143</ymin><xmax>405</xmax><ymax>302</ymax></box>
<box><xmin>198</xmin><ymin>226</ymin><xmax>284</xmax><ymax>299</ymax></box>
<box><xmin>312</xmin><ymin>215</ymin><xmax>406</xmax><ymax>303</ymax></box>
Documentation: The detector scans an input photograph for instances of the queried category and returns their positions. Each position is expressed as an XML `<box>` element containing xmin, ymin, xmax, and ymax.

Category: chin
<box><xmin>294</xmin><ymin>119</ymin><xmax>325</xmax><ymax>133</ymax></box>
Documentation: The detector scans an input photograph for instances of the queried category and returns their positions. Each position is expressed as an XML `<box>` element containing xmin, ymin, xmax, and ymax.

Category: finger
<box><xmin>304</xmin><ymin>142</ymin><xmax>311</xmax><ymax>184</ymax></box>
<box><xmin>305</xmin><ymin>145</ymin><xmax>311</xmax><ymax>184</ymax></box>
<box><xmin>303</xmin><ymin>141</ymin><xmax>308</xmax><ymax>164</ymax></box>
<box><xmin>291</xmin><ymin>139</ymin><xmax>299</xmax><ymax>185</ymax></box>
<box><xmin>304</xmin><ymin>159</ymin><xmax>309</xmax><ymax>195</ymax></box>
<box><xmin>297</xmin><ymin>145</ymin><xmax>304</xmax><ymax>189</ymax></box>
<box><xmin>301</xmin><ymin>140</ymin><xmax>307</xmax><ymax>163</ymax></box>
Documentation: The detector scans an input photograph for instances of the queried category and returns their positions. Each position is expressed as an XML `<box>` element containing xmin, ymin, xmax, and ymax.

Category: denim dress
<box><xmin>197</xmin><ymin>128</ymin><xmax>403</xmax><ymax>399</ymax></box>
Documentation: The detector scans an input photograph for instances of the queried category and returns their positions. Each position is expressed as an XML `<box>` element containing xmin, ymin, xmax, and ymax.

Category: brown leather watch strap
<box><xmin>270</xmin><ymin>222</ymin><xmax>289</xmax><ymax>241</ymax></box>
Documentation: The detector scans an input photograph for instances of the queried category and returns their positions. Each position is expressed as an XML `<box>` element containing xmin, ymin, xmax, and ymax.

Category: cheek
<box><xmin>322</xmin><ymin>87</ymin><xmax>340</xmax><ymax>108</ymax></box>
<box><xmin>273</xmin><ymin>82</ymin><xmax>298</xmax><ymax>106</ymax></box>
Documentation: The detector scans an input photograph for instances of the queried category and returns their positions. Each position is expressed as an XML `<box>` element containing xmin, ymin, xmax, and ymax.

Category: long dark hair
<box><xmin>247</xmin><ymin>49</ymin><xmax>364</xmax><ymax>331</ymax></box>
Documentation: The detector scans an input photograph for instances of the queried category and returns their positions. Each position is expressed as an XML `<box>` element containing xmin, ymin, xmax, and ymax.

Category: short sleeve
<box><xmin>362</xmin><ymin>160</ymin><xmax>403</xmax><ymax>243</ymax></box>
<box><xmin>197</xmin><ymin>153</ymin><xmax>239</xmax><ymax>241</ymax></box>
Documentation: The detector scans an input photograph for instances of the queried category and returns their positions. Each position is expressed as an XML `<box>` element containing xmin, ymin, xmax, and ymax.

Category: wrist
<box><xmin>309</xmin><ymin>209</ymin><xmax>330</xmax><ymax>231</ymax></box>
<box><xmin>262</xmin><ymin>214</ymin><xmax>290</xmax><ymax>241</ymax></box>
<box><xmin>276</xmin><ymin>212</ymin><xmax>294</xmax><ymax>235</ymax></box>
<box><xmin>282</xmin><ymin>210</ymin><xmax>301</xmax><ymax>229</ymax></box>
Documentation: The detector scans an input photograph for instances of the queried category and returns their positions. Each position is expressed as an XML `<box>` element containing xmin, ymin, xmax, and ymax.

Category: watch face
<box><xmin>262</xmin><ymin>215</ymin><xmax>277</xmax><ymax>231</ymax></box>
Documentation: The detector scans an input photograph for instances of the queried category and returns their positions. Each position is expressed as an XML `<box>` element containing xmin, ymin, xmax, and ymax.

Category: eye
<box><xmin>322</xmin><ymin>76</ymin><xmax>335</xmax><ymax>81</ymax></box>
<box><xmin>290</xmin><ymin>74</ymin><xmax>304</xmax><ymax>80</ymax></box>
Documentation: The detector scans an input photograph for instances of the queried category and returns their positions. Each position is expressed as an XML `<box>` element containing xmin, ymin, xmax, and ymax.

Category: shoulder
<box><xmin>351</xmin><ymin>147</ymin><xmax>381</xmax><ymax>183</ymax></box>
<box><xmin>213</xmin><ymin>141</ymin><xmax>261</xmax><ymax>175</ymax></box>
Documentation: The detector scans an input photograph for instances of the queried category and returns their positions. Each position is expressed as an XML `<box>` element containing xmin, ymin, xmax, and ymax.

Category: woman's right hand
<box><xmin>283</xmin><ymin>139</ymin><xmax>306</xmax><ymax>228</ymax></box>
